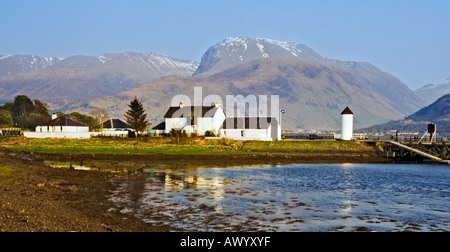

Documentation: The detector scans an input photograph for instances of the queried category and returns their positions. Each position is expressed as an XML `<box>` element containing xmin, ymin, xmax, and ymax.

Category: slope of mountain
<box><xmin>0</xmin><ymin>52</ymin><xmax>198</xmax><ymax>101</ymax></box>
<box><xmin>0</xmin><ymin>55</ymin><xmax>62</xmax><ymax>76</ymax></box>
<box><xmin>363</xmin><ymin>94</ymin><xmax>450</xmax><ymax>133</ymax></box>
<box><xmin>193</xmin><ymin>37</ymin><xmax>423</xmax><ymax>116</ymax></box>
<box><xmin>75</xmin><ymin>57</ymin><xmax>421</xmax><ymax>130</ymax></box>
<box><xmin>193</xmin><ymin>37</ymin><xmax>325</xmax><ymax>76</ymax></box>
<box><xmin>415</xmin><ymin>78</ymin><xmax>450</xmax><ymax>105</ymax></box>
<box><xmin>1</xmin><ymin>38</ymin><xmax>425</xmax><ymax>130</ymax></box>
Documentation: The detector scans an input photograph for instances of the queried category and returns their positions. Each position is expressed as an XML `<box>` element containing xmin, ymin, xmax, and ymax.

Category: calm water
<box><xmin>98</xmin><ymin>162</ymin><xmax>450</xmax><ymax>231</ymax></box>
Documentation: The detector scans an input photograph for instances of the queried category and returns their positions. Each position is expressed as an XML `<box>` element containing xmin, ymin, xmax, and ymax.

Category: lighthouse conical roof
<box><xmin>341</xmin><ymin>106</ymin><xmax>354</xmax><ymax>115</ymax></box>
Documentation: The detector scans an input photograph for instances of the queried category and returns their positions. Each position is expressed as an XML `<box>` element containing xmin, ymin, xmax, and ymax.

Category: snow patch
<box><xmin>223</xmin><ymin>37</ymin><xmax>248</xmax><ymax>52</ymax></box>
<box><xmin>0</xmin><ymin>55</ymin><xmax>13</xmax><ymax>60</ymax></box>
<box><xmin>221</xmin><ymin>37</ymin><xmax>304</xmax><ymax>58</ymax></box>
<box><xmin>98</xmin><ymin>55</ymin><xmax>111</xmax><ymax>64</ymax></box>
<box><xmin>260</xmin><ymin>38</ymin><xmax>302</xmax><ymax>57</ymax></box>
<box><xmin>256</xmin><ymin>43</ymin><xmax>269</xmax><ymax>58</ymax></box>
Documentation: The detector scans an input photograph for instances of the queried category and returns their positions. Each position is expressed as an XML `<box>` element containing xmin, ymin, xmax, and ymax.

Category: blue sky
<box><xmin>1</xmin><ymin>0</ymin><xmax>449</xmax><ymax>89</ymax></box>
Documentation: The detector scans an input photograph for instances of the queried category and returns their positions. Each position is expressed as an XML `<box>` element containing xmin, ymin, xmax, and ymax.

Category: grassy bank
<box><xmin>0</xmin><ymin>136</ymin><xmax>375</xmax><ymax>157</ymax></box>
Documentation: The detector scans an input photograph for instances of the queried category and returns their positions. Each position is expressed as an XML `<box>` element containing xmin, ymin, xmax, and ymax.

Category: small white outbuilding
<box><xmin>341</xmin><ymin>106</ymin><xmax>354</xmax><ymax>141</ymax></box>
<box><xmin>219</xmin><ymin>117</ymin><xmax>281</xmax><ymax>141</ymax></box>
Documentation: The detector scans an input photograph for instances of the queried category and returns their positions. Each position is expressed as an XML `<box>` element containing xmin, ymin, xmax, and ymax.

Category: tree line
<box><xmin>0</xmin><ymin>95</ymin><xmax>51</xmax><ymax>130</ymax></box>
<box><xmin>0</xmin><ymin>95</ymin><xmax>150</xmax><ymax>134</ymax></box>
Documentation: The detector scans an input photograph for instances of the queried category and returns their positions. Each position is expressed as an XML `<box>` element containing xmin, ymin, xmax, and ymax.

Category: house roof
<box><xmin>222</xmin><ymin>117</ymin><xmax>278</xmax><ymax>130</ymax></box>
<box><xmin>341</xmin><ymin>106</ymin><xmax>354</xmax><ymax>115</ymax></box>
<box><xmin>164</xmin><ymin>105</ymin><xmax>220</xmax><ymax>118</ymax></box>
<box><xmin>102</xmin><ymin>119</ymin><xmax>129</xmax><ymax>129</ymax></box>
<box><xmin>152</xmin><ymin>122</ymin><xmax>166</xmax><ymax>130</ymax></box>
<box><xmin>41</xmin><ymin>116</ymin><xmax>87</xmax><ymax>127</ymax></box>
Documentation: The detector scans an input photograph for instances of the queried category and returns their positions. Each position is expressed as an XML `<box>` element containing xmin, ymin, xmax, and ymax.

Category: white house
<box><xmin>25</xmin><ymin>115</ymin><xmax>91</xmax><ymax>139</ymax></box>
<box><xmin>150</xmin><ymin>122</ymin><xmax>166</xmax><ymax>136</ymax></box>
<box><xmin>219</xmin><ymin>117</ymin><xmax>281</xmax><ymax>141</ymax></box>
<box><xmin>164</xmin><ymin>100</ymin><xmax>226</xmax><ymax>136</ymax></box>
<box><xmin>163</xmin><ymin>100</ymin><xmax>282</xmax><ymax>141</ymax></box>
<box><xmin>102</xmin><ymin>118</ymin><xmax>129</xmax><ymax>131</ymax></box>
<box><xmin>99</xmin><ymin>118</ymin><xmax>131</xmax><ymax>137</ymax></box>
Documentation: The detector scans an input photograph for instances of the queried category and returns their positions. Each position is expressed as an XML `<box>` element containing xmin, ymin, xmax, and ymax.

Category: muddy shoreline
<box><xmin>1</xmin><ymin>151</ymin><xmax>387</xmax><ymax>232</ymax></box>
<box><xmin>32</xmin><ymin>151</ymin><xmax>387</xmax><ymax>166</ymax></box>
<box><xmin>0</xmin><ymin>153</ymin><xmax>169</xmax><ymax>232</ymax></box>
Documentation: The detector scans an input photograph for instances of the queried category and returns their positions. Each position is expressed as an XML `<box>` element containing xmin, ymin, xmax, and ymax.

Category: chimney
<box><xmin>180</xmin><ymin>101</ymin><xmax>185</xmax><ymax>108</ymax></box>
<box><xmin>52</xmin><ymin>113</ymin><xmax>58</xmax><ymax>120</ymax></box>
<box><xmin>215</xmin><ymin>98</ymin><xmax>221</xmax><ymax>108</ymax></box>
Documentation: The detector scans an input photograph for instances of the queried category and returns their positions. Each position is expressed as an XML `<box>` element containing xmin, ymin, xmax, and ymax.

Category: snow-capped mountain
<box><xmin>0</xmin><ymin>52</ymin><xmax>198</xmax><ymax>101</ymax></box>
<box><xmin>193</xmin><ymin>37</ymin><xmax>325</xmax><ymax>76</ymax></box>
<box><xmin>415</xmin><ymin>78</ymin><xmax>450</xmax><ymax>105</ymax></box>
<box><xmin>94</xmin><ymin>52</ymin><xmax>198</xmax><ymax>76</ymax></box>
<box><xmin>0</xmin><ymin>55</ymin><xmax>62</xmax><ymax>76</ymax></box>
<box><xmin>0</xmin><ymin>38</ymin><xmax>426</xmax><ymax>130</ymax></box>
<box><xmin>78</xmin><ymin>36</ymin><xmax>423</xmax><ymax>130</ymax></box>
<box><xmin>192</xmin><ymin>37</ymin><xmax>423</xmax><ymax>116</ymax></box>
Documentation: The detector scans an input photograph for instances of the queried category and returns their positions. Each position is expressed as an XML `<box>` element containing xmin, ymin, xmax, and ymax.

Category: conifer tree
<box><xmin>124</xmin><ymin>96</ymin><xmax>149</xmax><ymax>136</ymax></box>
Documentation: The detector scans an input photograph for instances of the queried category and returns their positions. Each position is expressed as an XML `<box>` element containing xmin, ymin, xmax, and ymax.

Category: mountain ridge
<box><xmin>74</xmin><ymin>57</ymin><xmax>421</xmax><ymax>130</ymax></box>
<box><xmin>193</xmin><ymin>37</ymin><xmax>423</xmax><ymax>116</ymax></box>
<box><xmin>0</xmin><ymin>37</ymin><xmax>427</xmax><ymax>130</ymax></box>
<box><xmin>362</xmin><ymin>94</ymin><xmax>450</xmax><ymax>133</ymax></box>
<box><xmin>0</xmin><ymin>54</ymin><xmax>62</xmax><ymax>77</ymax></box>
<box><xmin>0</xmin><ymin>52</ymin><xmax>198</xmax><ymax>101</ymax></box>
<box><xmin>193</xmin><ymin>37</ymin><xmax>325</xmax><ymax>76</ymax></box>
<box><xmin>415</xmin><ymin>78</ymin><xmax>450</xmax><ymax>105</ymax></box>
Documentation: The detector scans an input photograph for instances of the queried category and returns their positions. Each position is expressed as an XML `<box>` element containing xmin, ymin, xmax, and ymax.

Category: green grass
<box><xmin>242</xmin><ymin>140</ymin><xmax>369</xmax><ymax>153</ymax></box>
<box><xmin>0</xmin><ymin>137</ymin><xmax>372</xmax><ymax>156</ymax></box>
<box><xmin>0</xmin><ymin>137</ymin><xmax>235</xmax><ymax>155</ymax></box>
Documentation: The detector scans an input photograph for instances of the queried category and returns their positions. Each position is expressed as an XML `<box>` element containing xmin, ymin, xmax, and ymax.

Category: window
<box><xmin>241</xmin><ymin>130</ymin><xmax>244</xmax><ymax>137</ymax></box>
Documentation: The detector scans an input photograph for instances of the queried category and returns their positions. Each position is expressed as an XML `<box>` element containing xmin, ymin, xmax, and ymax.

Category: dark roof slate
<box><xmin>164</xmin><ymin>106</ymin><xmax>220</xmax><ymax>118</ymax></box>
<box><xmin>102</xmin><ymin>119</ymin><xmax>129</xmax><ymax>129</ymax></box>
<box><xmin>152</xmin><ymin>122</ymin><xmax>166</xmax><ymax>130</ymax></box>
<box><xmin>222</xmin><ymin>117</ymin><xmax>278</xmax><ymax>129</ymax></box>
<box><xmin>41</xmin><ymin>116</ymin><xmax>87</xmax><ymax>127</ymax></box>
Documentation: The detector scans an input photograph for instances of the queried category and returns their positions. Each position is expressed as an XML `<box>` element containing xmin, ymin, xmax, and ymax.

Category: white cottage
<box><xmin>219</xmin><ymin>117</ymin><xmax>281</xmax><ymax>141</ymax></box>
<box><xmin>164</xmin><ymin>101</ymin><xmax>226</xmax><ymax>136</ymax></box>
<box><xmin>25</xmin><ymin>115</ymin><xmax>91</xmax><ymax>139</ymax></box>
<box><xmin>163</xmin><ymin>100</ymin><xmax>282</xmax><ymax>141</ymax></box>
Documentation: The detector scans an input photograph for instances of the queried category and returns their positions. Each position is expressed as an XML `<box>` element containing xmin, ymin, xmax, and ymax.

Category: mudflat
<box><xmin>0</xmin><ymin>137</ymin><xmax>385</xmax><ymax>232</ymax></box>
<box><xmin>0</xmin><ymin>153</ymin><xmax>169</xmax><ymax>232</ymax></box>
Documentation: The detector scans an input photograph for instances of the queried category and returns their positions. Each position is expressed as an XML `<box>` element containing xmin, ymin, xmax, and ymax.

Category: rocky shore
<box><xmin>0</xmin><ymin>153</ymin><xmax>169</xmax><ymax>232</ymax></box>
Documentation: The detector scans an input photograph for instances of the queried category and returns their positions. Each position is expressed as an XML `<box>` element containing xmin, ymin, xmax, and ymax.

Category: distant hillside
<box><xmin>0</xmin><ymin>52</ymin><xmax>198</xmax><ymax>101</ymax></box>
<box><xmin>71</xmin><ymin>57</ymin><xmax>423</xmax><ymax>130</ymax></box>
<box><xmin>0</xmin><ymin>55</ymin><xmax>62</xmax><ymax>76</ymax></box>
<box><xmin>415</xmin><ymin>78</ymin><xmax>450</xmax><ymax>105</ymax></box>
<box><xmin>1</xmin><ymin>38</ymin><xmax>425</xmax><ymax>130</ymax></box>
<box><xmin>363</xmin><ymin>94</ymin><xmax>450</xmax><ymax>133</ymax></box>
<box><xmin>192</xmin><ymin>37</ymin><xmax>423</xmax><ymax>116</ymax></box>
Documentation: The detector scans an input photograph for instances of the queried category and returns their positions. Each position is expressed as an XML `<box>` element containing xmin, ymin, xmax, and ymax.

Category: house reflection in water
<box><xmin>146</xmin><ymin>169</ymin><xmax>230</xmax><ymax>200</ymax></box>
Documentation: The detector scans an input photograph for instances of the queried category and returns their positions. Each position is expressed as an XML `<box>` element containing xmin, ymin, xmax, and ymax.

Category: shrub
<box><xmin>205</xmin><ymin>130</ymin><xmax>216</xmax><ymax>137</ymax></box>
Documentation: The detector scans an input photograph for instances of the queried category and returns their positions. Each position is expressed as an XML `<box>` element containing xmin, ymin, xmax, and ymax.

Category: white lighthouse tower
<box><xmin>341</xmin><ymin>107</ymin><xmax>354</xmax><ymax>141</ymax></box>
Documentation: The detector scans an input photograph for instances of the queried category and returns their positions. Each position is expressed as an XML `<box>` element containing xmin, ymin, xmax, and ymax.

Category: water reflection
<box><xmin>46</xmin><ymin>161</ymin><xmax>92</xmax><ymax>171</ymax></box>
<box><xmin>45</xmin><ymin>160</ymin><xmax>450</xmax><ymax>232</ymax></box>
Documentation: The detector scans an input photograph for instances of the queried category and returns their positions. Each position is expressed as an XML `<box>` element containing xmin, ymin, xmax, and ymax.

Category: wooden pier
<box><xmin>368</xmin><ymin>140</ymin><xmax>449</xmax><ymax>164</ymax></box>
